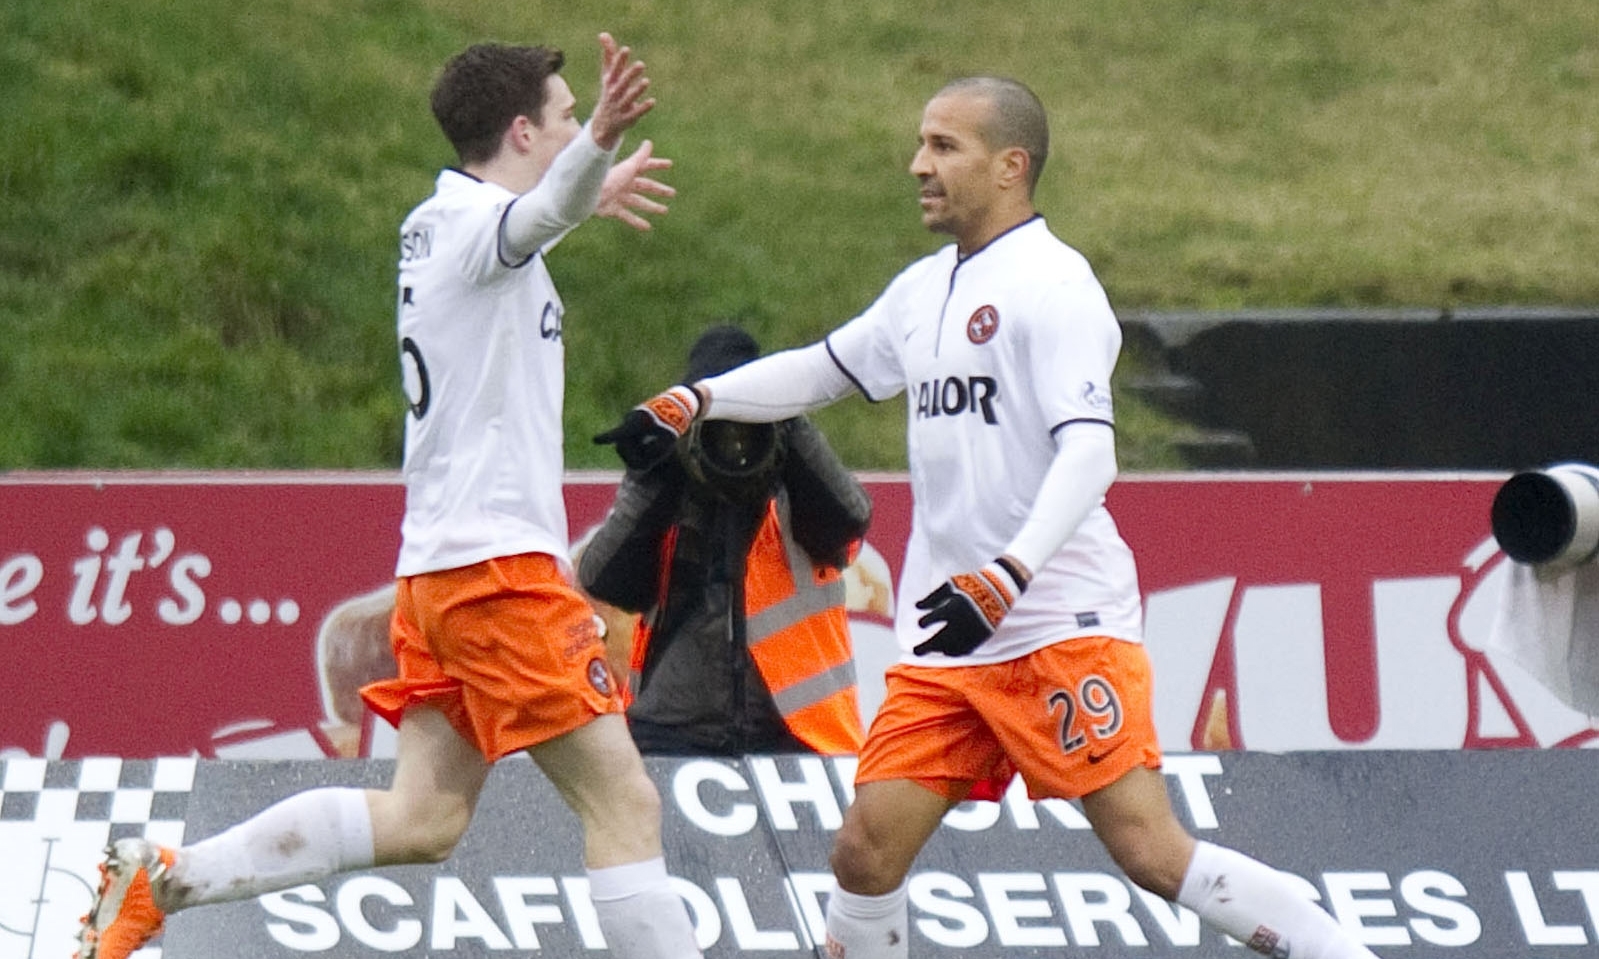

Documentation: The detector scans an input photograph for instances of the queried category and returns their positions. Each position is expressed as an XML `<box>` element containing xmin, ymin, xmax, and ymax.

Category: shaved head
<box><xmin>934</xmin><ymin>76</ymin><xmax>1050</xmax><ymax>194</ymax></box>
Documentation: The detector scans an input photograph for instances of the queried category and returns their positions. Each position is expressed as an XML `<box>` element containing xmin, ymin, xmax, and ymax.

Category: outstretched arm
<box><xmin>502</xmin><ymin>33</ymin><xmax>658</xmax><ymax>257</ymax></box>
<box><xmin>700</xmin><ymin>341</ymin><xmax>857</xmax><ymax>421</ymax></box>
<box><xmin>501</xmin><ymin>127</ymin><xmax>615</xmax><ymax>260</ymax></box>
<box><xmin>594</xmin><ymin>341</ymin><xmax>857</xmax><ymax>470</ymax></box>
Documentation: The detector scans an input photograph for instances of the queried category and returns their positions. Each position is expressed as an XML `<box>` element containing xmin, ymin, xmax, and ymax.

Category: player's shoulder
<box><xmin>408</xmin><ymin>170</ymin><xmax>508</xmax><ymax>219</ymax></box>
<box><xmin>1022</xmin><ymin>226</ymin><xmax>1114</xmax><ymax>311</ymax></box>
<box><xmin>1006</xmin><ymin>225</ymin><xmax>1118</xmax><ymax>330</ymax></box>
<box><xmin>1013</xmin><ymin>219</ymin><xmax>1096</xmax><ymax>276</ymax></box>
<box><xmin>400</xmin><ymin>170</ymin><xmax>517</xmax><ymax>260</ymax></box>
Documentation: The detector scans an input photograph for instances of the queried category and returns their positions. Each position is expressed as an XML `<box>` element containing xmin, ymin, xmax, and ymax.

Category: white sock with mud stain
<box><xmin>160</xmin><ymin>787</ymin><xmax>374</xmax><ymax>910</ymax></box>
<box><xmin>824</xmin><ymin>882</ymin><xmax>909</xmax><ymax>959</ymax></box>
<box><xmin>1177</xmin><ymin>840</ymin><xmax>1378</xmax><ymax>959</ymax></box>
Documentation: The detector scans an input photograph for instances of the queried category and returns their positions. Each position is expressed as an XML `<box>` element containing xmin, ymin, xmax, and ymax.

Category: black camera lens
<box><xmin>697</xmin><ymin>421</ymin><xmax>778</xmax><ymax>477</ymax></box>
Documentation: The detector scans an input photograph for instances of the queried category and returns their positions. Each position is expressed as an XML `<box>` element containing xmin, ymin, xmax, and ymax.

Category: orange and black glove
<box><xmin>913</xmin><ymin>558</ymin><xmax>1028</xmax><ymax>656</ymax></box>
<box><xmin>594</xmin><ymin>385</ymin><xmax>701</xmax><ymax>471</ymax></box>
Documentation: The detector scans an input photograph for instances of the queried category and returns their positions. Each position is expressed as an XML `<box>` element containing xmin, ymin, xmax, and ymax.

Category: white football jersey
<box><xmin>826</xmin><ymin>217</ymin><xmax>1144</xmax><ymax>664</ymax></box>
<box><xmin>393</xmin><ymin>169</ymin><xmax>579</xmax><ymax>576</ymax></box>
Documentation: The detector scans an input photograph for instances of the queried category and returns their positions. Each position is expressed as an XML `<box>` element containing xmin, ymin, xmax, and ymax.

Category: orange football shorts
<box><xmin>360</xmin><ymin>552</ymin><xmax>624</xmax><ymax>761</ymax></box>
<box><xmin>857</xmin><ymin>636</ymin><xmax>1163</xmax><ymax>802</ymax></box>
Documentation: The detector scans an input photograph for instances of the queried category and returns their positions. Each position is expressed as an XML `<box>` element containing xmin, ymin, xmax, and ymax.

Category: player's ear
<box><xmin>997</xmin><ymin>146</ymin><xmax>1030</xmax><ymax>191</ymax></box>
<box><xmin>505</xmin><ymin>114</ymin><xmax>536</xmax><ymax>155</ymax></box>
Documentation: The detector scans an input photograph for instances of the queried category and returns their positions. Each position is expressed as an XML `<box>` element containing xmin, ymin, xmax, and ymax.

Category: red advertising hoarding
<box><xmin>2</xmin><ymin>471</ymin><xmax>1587</xmax><ymax>760</ymax></box>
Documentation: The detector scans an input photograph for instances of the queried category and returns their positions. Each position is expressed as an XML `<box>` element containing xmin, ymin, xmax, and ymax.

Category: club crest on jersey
<box><xmin>967</xmin><ymin>305</ymin><xmax>1000</xmax><ymax>344</ymax></box>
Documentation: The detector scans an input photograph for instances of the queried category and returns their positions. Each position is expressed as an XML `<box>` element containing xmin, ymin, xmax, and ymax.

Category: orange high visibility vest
<box><xmin>630</xmin><ymin>492</ymin><xmax>864</xmax><ymax>754</ymax></box>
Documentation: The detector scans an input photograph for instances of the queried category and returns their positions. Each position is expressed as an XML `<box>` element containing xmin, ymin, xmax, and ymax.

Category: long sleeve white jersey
<box><xmin>393</xmin><ymin>129</ymin><xmax>613</xmax><ymax>577</ymax></box>
<box><xmin>825</xmin><ymin>217</ymin><xmax>1145</xmax><ymax>665</ymax></box>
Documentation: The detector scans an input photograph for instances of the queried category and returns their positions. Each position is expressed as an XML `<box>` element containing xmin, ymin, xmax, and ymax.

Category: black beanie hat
<box><xmin>683</xmin><ymin>325</ymin><xmax>760</xmax><ymax>382</ymax></box>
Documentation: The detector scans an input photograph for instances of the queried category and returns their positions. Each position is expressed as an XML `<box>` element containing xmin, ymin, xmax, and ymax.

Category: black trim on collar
<box><xmin>957</xmin><ymin>214</ymin><xmax>1044</xmax><ymax>263</ymax></box>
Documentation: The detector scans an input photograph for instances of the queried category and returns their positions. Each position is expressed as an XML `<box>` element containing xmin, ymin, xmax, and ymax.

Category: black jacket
<box><xmin>579</xmin><ymin>417</ymin><xmax>872</xmax><ymax>754</ymax></box>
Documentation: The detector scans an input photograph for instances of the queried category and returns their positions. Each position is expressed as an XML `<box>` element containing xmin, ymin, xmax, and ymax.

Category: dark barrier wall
<box><xmin>1127</xmin><ymin>307</ymin><xmax>1599</xmax><ymax>470</ymax></box>
<box><xmin>8</xmin><ymin>753</ymin><xmax>1599</xmax><ymax>957</ymax></box>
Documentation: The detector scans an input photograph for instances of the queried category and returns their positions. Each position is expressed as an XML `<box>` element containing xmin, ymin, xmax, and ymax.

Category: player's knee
<box><xmin>375</xmin><ymin>794</ymin><xmax>473</xmax><ymax>865</ymax></box>
<box><xmin>585</xmin><ymin>765</ymin><xmax>662</xmax><ymax>841</ymax></box>
<box><xmin>577</xmin><ymin>767</ymin><xmax>664</xmax><ymax>861</ymax></box>
<box><xmin>611</xmin><ymin>766</ymin><xmax>662</xmax><ymax>823</ymax></box>
<box><xmin>1101</xmin><ymin>829</ymin><xmax>1190</xmax><ymax>900</ymax></box>
<box><xmin>408</xmin><ymin>811</ymin><xmax>472</xmax><ymax>864</ymax></box>
<box><xmin>829</xmin><ymin>823</ymin><xmax>901</xmax><ymax>895</ymax></box>
<box><xmin>1113</xmin><ymin>848</ymin><xmax>1174</xmax><ymax>899</ymax></box>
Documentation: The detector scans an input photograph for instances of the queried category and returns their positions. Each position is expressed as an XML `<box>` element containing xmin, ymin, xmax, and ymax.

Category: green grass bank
<box><xmin>2</xmin><ymin>0</ymin><xmax>1595</xmax><ymax>470</ymax></box>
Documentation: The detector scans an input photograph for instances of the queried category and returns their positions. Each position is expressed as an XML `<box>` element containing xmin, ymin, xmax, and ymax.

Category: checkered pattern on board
<box><xmin>0</xmin><ymin>757</ymin><xmax>195</xmax><ymax>959</ymax></box>
<box><xmin>1</xmin><ymin>756</ymin><xmax>193</xmax><ymax>846</ymax></box>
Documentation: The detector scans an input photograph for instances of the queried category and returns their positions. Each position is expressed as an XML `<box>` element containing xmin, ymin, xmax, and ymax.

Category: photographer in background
<box><xmin>582</xmin><ymin>325</ymin><xmax>873</xmax><ymax>755</ymax></box>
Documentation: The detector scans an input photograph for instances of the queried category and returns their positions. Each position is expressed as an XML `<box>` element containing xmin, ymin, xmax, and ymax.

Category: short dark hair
<box><xmin>937</xmin><ymin>76</ymin><xmax>1050</xmax><ymax>195</ymax></box>
<box><xmin>430</xmin><ymin>43</ymin><xmax>565</xmax><ymax>165</ymax></box>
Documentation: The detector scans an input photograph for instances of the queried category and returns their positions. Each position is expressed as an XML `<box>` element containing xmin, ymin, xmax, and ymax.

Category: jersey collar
<box><xmin>956</xmin><ymin>213</ymin><xmax>1045</xmax><ymax>264</ymax></box>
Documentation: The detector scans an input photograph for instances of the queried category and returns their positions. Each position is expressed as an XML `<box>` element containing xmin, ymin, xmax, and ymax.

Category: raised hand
<box><xmin>913</xmin><ymin>558</ymin><xmax>1029</xmax><ymax>656</ymax></box>
<box><xmin>597</xmin><ymin>139</ymin><xmax>675</xmax><ymax>231</ymax></box>
<box><xmin>589</xmin><ymin>32</ymin><xmax>655</xmax><ymax>151</ymax></box>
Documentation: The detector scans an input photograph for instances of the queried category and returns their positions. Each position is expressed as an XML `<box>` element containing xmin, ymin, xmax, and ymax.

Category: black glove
<box><xmin>594</xmin><ymin>385</ymin><xmax>701</xmax><ymax>471</ymax></box>
<box><xmin>914</xmin><ymin>558</ymin><xmax>1029</xmax><ymax>656</ymax></box>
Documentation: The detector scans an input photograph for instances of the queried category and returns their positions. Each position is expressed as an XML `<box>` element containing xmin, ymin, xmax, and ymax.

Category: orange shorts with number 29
<box><xmin>857</xmin><ymin>636</ymin><xmax>1163</xmax><ymax>802</ymax></box>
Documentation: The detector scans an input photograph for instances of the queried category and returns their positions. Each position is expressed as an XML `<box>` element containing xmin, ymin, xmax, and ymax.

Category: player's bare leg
<box><xmin>825</xmin><ymin>778</ymin><xmax>958</xmax><ymax>959</ymax></box>
<box><xmin>1084</xmin><ymin>766</ymin><xmax>1379</xmax><ymax>959</ymax></box>
<box><xmin>77</xmin><ymin>706</ymin><xmax>487</xmax><ymax>959</ymax></box>
<box><xmin>529</xmin><ymin>713</ymin><xmax>701</xmax><ymax>959</ymax></box>
<box><xmin>367</xmin><ymin>706</ymin><xmax>493</xmax><ymax>863</ymax></box>
<box><xmin>171</xmin><ymin>705</ymin><xmax>487</xmax><ymax>905</ymax></box>
<box><xmin>1079</xmin><ymin>765</ymin><xmax>1196</xmax><ymax>896</ymax></box>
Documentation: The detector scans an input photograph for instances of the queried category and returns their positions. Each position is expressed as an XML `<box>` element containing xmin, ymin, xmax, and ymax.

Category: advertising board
<box><xmin>4</xmin><ymin>472</ymin><xmax>1589</xmax><ymax>760</ymax></box>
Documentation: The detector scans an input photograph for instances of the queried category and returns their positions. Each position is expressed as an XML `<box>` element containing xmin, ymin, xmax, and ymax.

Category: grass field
<box><xmin>2</xmin><ymin>0</ymin><xmax>1595</xmax><ymax>470</ymax></box>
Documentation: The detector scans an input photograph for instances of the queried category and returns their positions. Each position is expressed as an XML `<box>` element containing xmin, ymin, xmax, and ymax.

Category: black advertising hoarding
<box><xmin>120</xmin><ymin>751</ymin><xmax>1599</xmax><ymax>958</ymax></box>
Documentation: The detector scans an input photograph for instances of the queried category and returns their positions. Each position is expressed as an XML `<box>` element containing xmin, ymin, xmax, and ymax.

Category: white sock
<box><xmin>1177</xmin><ymin>841</ymin><xmax>1377</xmax><ymax>959</ymax></box>
<box><xmin>162</xmin><ymin>787</ymin><xmax>374</xmax><ymax>910</ymax></box>
<box><xmin>588</xmin><ymin>857</ymin><xmax>701</xmax><ymax>959</ymax></box>
<box><xmin>824</xmin><ymin>883</ymin><xmax>909</xmax><ymax>959</ymax></box>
